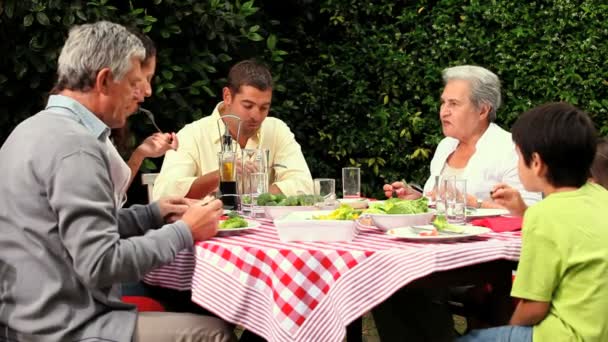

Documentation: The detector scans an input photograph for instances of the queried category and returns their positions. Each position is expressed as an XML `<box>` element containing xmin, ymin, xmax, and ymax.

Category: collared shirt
<box><xmin>0</xmin><ymin>96</ymin><xmax>192</xmax><ymax>341</ymax></box>
<box><xmin>153</xmin><ymin>102</ymin><xmax>314</xmax><ymax>199</ymax></box>
<box><xmin>422</xmin><ymin>123</ymin><xmax>541</xmax><ymax>205</ymax></box>
<box><xmin>46</xmin><ymin>94</ymin><xmax>111</xmax><ymax>140</ymax></box>
<box><xmin>47</xmin><ymin>95</ymin><xmax>131</xmax><ymax>207</ymax></box>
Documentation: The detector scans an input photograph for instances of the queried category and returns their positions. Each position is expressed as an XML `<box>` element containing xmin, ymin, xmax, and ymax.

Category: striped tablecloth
<box><xmin>178</xmin><ymin>219</ymin><xmax>520</xmax><ymax>342</ymax></box>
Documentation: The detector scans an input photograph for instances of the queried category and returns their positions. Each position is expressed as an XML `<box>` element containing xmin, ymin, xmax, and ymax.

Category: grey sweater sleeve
<box><xmin>48</xmin><ymin>145</ymin><xmax>193</xmax><ymax>286</ymax></box>
<box><xmin>116</xmin><ymin>203</ymin><xmax>164</xmax><ymax>238</ymax></box>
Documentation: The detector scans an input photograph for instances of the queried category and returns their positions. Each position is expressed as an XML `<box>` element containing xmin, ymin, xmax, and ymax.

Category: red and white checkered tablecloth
<box><xmin>184</xmin><ymin>219</ymin><xmax>521</xmax><ymax>342</ymax></box>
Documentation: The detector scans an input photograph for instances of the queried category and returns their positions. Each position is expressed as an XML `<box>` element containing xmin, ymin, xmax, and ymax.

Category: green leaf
<box><xmin>202</xmin><ymin>86</ymin><xmax>215</xmax><ymax>97</ymax></box>
<box><xmin>161</xmin><ymin>70</ymin><xmax>173</xmax><ymax>80</ymax></box>
<box><xmin>76</xmin><ymin>10</ymin><xmax>87</xmax><ymax>21</ymax></box>
<box><xmin>267</xmin><ymin>34</ymin><xmax>277</xmax><ymax>50</ymax></box>
<box><xmin>249</xmin><ymin>25</ymin><xmax>259</xmax><ymax>32</ymax></box>
<box><xmin>36</xmin><ymin>12</ymin><xmax>50</xmax><ymax>26</ymax></box>
<box><xmin>23</xmin><ymin>14</ymin><xmax>34</xmax><ymax>27</ymax></box>
<box><xmin>247</xmin><ymin>32</ymin><xmax>263</xmax><ymax>42</ymax></box>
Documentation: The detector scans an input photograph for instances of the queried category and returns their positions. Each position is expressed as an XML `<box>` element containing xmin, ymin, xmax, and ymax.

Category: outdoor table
<box><xmin>144</xmin><ymin>219</ymin><xmax>520</xmax><ymax>342</ymax></box>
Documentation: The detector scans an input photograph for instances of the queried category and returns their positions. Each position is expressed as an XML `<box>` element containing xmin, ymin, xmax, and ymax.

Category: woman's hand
<box><xmin>490</xmin><ymin>183</ymin><xmax>528</xmax><ymax>217</ymax></box>
<box><xmin>383</xmin><ymin>181</ymin><xmax>422</xmax><ymax>200</ymax></box>
<box><xmin>135</xmin><ymin>132</ymin><xmax>178</xmax><ymax>159</ymax></box>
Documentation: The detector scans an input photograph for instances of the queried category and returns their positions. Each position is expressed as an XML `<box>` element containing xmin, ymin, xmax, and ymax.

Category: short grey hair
<box><xmin>442</xmin><ymin>65</ymin><xmax>502</xmax><ymax>122</ymax></box>
<box><xmin>55</xmin><ymin>21</ymin><xmax>145</xmax><ymax>92</ymax></box>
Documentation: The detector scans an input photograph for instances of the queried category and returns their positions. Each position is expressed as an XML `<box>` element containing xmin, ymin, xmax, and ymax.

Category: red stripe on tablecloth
<box><xmin>145</xmin><ymin>219</ymin><xmax>520</xmax><ymax>292</ymax></box>
<box><xmin>143</xmin><ymin>250</ymin><xmax>195</xmax><ymax>290</ymax></box>
<box><xmin>191</xmin><ymin>224</ymin><xmax>521</xmax><ymax>342</ymax></box>
<box><xmin>295</xmin><ymin>239</ymin><xmax>519</xmax><ymax>341</ymax></box>
<box><xmin>191</xmin><ymin>250</ymin><xmax>296</xmax><ymax>342</ymax></box>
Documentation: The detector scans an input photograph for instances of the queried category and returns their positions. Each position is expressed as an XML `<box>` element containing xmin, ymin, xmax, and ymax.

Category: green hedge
<box><xmin>271</xmin><ymin>0</ymin><xmax>608</xmax><ymax>197</ymax></box>
<box><xmin>1</xmin><ymin>0</ymin><xmax>607</xmax><ymax>201</ymax></box>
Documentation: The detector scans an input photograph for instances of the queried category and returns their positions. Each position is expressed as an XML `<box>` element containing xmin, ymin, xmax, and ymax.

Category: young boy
<box><xmin>459</xmin><ymin>102</ymin><xmax>608</xmax><ymax>341</ymax></box>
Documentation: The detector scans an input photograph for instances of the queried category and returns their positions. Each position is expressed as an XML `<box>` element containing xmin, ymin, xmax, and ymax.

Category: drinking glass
<box><xmin>313</xmin><ymin>178</ymin><xmax>337</xmax><ymax>208</ymax></box>
<box><xmin>342</xmin><ymin>167</ymin><xmax>361</xmax><ymax>198</ymax></box>
<box><xmin>240</xmin><ymin>149</ymin><xmax>268</xmax><ymax>206</ymax></box>
<box><xmin>445</xmin><ymin>178</ymin><xmax>467</xmax><ymax>224</ymax></box>
<box><xmin>249</xmin><ymin>172</ymin><xmax>269</xmax><ymax>218</ymax></box>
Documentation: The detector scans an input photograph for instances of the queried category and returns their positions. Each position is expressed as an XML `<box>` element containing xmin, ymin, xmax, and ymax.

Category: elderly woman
<box><xmin>374</xmin><ymin>65</ymin><xmax>541</xmax><ymax>342</ymax></box>
<box><xmin>384</xmin><ymin>65</ymin><xmax>540</xmax><ymax>208</ymax></box>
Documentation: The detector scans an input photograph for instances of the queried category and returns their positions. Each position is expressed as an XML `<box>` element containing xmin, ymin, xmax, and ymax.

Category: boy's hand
<box><xmin>491</xmin><ymin>183</ymin><xmax>528</xmax><ymax>217</ymax></box>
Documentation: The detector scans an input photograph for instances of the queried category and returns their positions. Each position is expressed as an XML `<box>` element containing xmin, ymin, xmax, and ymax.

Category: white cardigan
<box><xmin>422</xmin><ymin>123</ymin><xmax>541</xmax><ymax>205</ymax></box>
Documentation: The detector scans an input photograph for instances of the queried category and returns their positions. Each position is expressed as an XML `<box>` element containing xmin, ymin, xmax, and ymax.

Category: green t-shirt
<box><xmin>512</xmin><ymin>182</ymin><xmax>608</xmax><ymax>341</ymax></box>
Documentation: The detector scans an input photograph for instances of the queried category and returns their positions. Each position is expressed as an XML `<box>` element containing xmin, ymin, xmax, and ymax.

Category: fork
<box><xmin>139</xmin><ymin>107</ymin><xmax>162</xmax><ymax>133</ymax></box>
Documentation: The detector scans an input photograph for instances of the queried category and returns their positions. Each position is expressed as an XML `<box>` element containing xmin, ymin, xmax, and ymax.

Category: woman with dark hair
<box><xmin>112</xmin><ymin>28</ymin><xmax>178</xmax><ymax>190</ymax></box>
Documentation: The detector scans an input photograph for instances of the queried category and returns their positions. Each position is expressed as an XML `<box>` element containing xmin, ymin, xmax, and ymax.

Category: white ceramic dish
<box><xmin>338</xmin><ymin>198</ymin><xmax>369</xmax><ymax>209</ymax></box>
<box><xmin>387</xmin><ymin>224</ymin><xmax>491</xmax><ymax>242</ymax></box>
<box><xmin>274</xmin><ymin>210</ymin><xmax>358</xmax><ymax>242</ymax></box>
<box><xmin>263</xmin><ymin>206</ymin><xmax>319</xmax><ymax>220</ymax></box>
<box><xmin>217</xmin><ymin>219</ymin><xmax>260</xmax><ymax>235</ymax></box>
<box><xmin>466</xmin><ymin>208</ymin><xmax>510</xmax><ymax>218</ymax></box>
<box><xmin>366</xmin><ymin>211</ymin><xmax>435</xmax><ymax>232</ymax></box>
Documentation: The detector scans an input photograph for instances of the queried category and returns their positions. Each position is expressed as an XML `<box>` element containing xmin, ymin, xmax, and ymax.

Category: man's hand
<box><xmin>491</xmin><ymin>183</ymin><xmax>528</xmax><ymax>216</ymax></box>
<box><xmin>181</xmin><ymin>199</ymin><xmax>223</xmax><ymax>241</ymax></box>
<box><xmin>383</xmin><ymin>181</ymin><xmax>422</xmax><ymax>200</ymax></box>
<box><xmin>235</xmin><ymin>158</ymin><xmax>261</xmax><ymax>176</ymax></box>
<box><xmin>158</xmin><ymin>197</ymin><xmax>192</xmax><ymax>223</ymax></box>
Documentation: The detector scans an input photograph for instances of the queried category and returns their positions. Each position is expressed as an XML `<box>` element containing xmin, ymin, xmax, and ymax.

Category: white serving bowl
<box><xmin>274</xmin><ymin>210</ymin><xmax>358</xmax><ymax>242</ymax></box>
<box><xmin>367</xmin><ymin>211</ymin><xmax>435</xmax><ymax>232</ymax></box>
<box><xmin>263</xmin><ymin>206</ymin><xmax>319</xmax><ymax>220</ymax></box>
<box><xmin>337</xmin><ymin>198</ymin><xmax>369</xmax><ymax>209</ymax></box>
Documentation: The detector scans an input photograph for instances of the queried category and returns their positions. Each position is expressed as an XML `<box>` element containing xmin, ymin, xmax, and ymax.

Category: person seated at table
<box><xmin>152</xmin><ymin>59</ymin><xmax>313</xmax><ymax>200</ymax></box>
<box><xmin>383</xmin><ymin>65</ymin><xmax>541</xmax><ymax>208</ymax></box>
<box><xmin>114</xmin><ymin>28</ymin><xmax>178</xmax><ymax>190</ymax></box>
<box><xmin>375</xmin><ymin>65</ymin><xmax>542</xmax><ymax>341</ymax></box>
<box><xmin>110</xmin><ymin>28</ymin><xmax>178</xmax><ymax>203</ymax></box>
<box><xmin>492</xmin><ymin>137</ymin><xmax>608</xmax><ymax>216</ymax></box>
<box><xmin>458</xmin><ymin>102</ymin><xmax>608</xmax><ymax>342</ymax></box>
<box><xmin>0</xmin><ymin>21</ymin><xmax>235</xmax><ymax>342</ymax></box>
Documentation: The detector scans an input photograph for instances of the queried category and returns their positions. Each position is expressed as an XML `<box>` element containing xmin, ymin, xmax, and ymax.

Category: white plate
<box><xmin>466</xmin><ymin>208</ymin><xmax>509</xmax><ymax>218</ymax></box>
<box><xmin>217</xmin><ymin>219</ymin><xmax>260</xmax><ymax>234</ymax></box>
<box><xmin>387</xmin><ymin>224</ymin><xmax>491</xmax><ymax>242</ymax></box>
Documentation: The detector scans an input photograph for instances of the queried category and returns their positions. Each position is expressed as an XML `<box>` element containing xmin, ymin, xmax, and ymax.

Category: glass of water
<box><xmin>445</xmin><ymin>178</ymin><xmax>467</xmax><ymax>224</ymax></box>
<box><xmin>249</xmin><ymin>172</ymin><xmax>268</xmax><ymax>218</ymax></box>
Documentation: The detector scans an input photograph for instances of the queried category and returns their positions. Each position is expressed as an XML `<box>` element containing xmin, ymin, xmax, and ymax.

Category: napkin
<box><xmin>470</xmin><ymin>216</ymin><xmax>523</xmax><ymax>232</ymax></box>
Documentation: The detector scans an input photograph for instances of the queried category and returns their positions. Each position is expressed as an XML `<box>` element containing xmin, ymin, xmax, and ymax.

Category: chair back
<box><xmin>141</xmin><ymin>173</ymin><xmax>159</xmax><ymax>203</ymax></box>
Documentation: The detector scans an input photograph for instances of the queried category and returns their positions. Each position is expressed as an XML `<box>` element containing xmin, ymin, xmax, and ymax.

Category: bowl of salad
<box><xmin>364</xmin><ymin>197</ymin><xmax>434</xmax><ymax>231</ymax></box>
<box><xmin>256</xmin><ymin>193</ymin><xmax>324</xmax><ymax>220</ymax></box>
<box><xmin>274</xmin><ymin>204</ymin><xmax>361</xmax><ymax>242</ymax></box>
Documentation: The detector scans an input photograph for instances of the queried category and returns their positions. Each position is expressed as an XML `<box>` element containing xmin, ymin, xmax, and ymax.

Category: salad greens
<box><xmin>431</xmin><ymin>214</ymin><xmax>465</xmax><ymax>233</ymax></box>
<box><xmin>314</xmin><ymin>205</ymin><xmax>362</xmax><ymax>220</ymax></box>
<box><xmin>256</xmin><ymin>192</ymin><xmax>323</xmax><ymax>206</ymax></box>
<box><xmin>219</xmin><ymin>211</ymin><xmax>248</xmax><ymax>229</ymax></box>
<box><xmin>365</xmin><ymin>197</ymin><xmax>429</xmax><ymax>215</ymax></box>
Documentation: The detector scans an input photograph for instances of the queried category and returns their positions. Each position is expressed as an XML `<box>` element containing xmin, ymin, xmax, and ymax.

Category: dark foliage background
<box><xmin>1</xmin><ymin>0</ymin><xmax>607</xmax><ymax>202</ymax></box>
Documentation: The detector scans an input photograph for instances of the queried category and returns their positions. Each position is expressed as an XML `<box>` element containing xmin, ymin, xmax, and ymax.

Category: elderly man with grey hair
<box><xmin>384</xmin><ymin>64</ymin><xmax>540</xmax><ymax>208</ymax></box>
<box><xmin>0</xmin><ymin>21</ymin><xmax>235</xmax><ymax>342</ymax></box>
